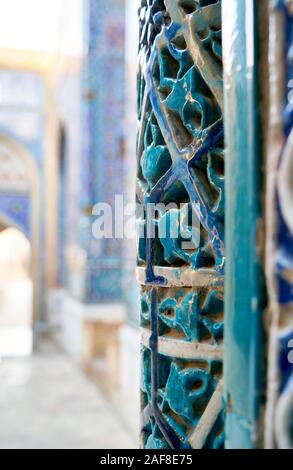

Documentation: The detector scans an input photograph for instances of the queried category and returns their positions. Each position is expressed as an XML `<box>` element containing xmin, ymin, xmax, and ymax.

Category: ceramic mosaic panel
<box><xmin>137</xmin><ymin>0</ymin><xmax>224</xmax><ymax>448</ymax></box>
<box><xmin>80</xmin><ymin>0</ymin><xmax>125</xmax><ymax>302</ymax></box>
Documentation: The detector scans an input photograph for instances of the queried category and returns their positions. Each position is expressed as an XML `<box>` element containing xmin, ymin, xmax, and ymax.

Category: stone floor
<box><xmin>0</xmin><ymin>343</ymin><xmax>137</xmax><ymax>449</ymax></box>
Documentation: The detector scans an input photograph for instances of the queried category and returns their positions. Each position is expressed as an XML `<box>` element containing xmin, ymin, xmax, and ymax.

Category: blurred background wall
<box><xmin>0</xmin><ymin>0</ymin><xmax>140</xmax><ymax>446</ymax></box>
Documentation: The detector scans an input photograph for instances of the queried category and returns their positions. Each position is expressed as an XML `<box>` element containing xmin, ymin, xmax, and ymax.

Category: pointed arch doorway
<box><xmin>0</xmin><ymin>132</ymin><xmax>41</xmax><ymax>352</ymax></box>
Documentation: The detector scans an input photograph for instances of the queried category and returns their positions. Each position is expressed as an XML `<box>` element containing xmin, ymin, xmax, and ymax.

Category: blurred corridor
<box><xmin>0</xmin><ymin>341</ymin><xmax>136</xmax><ymax>449</ymax></box>
<box><xmin>0</xmin><ymin>0</ymin><xmax>140</xmax><ymax>449</ymax></box>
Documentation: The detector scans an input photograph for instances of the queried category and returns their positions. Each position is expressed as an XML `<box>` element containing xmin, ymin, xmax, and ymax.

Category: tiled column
<box><xmin>137</xmin><ymin>0</ymin><xmax>225</xmax><ymax>449</ymax></box>
<box><xmin>222</xmin><ymin>0</ymin><xmax>266</xmax><ymax>448</ymax></box>
<box><xmin>80</xmin><ymin>0</ymin><xmax>125</xmax><ymax>303</ymax></box>
<box><xmin>265</xmin><ymin>0</ymin><xmax>293</xmax><ymax>449</ymax></box>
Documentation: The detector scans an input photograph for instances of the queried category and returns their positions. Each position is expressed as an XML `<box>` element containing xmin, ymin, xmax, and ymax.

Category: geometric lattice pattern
<box><xmin>137</xmin><ymin>0</ymin><xmax>224</xmax><ymax>448</ymax></box>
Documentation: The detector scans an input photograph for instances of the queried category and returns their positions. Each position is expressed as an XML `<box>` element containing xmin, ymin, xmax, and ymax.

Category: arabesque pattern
<box><xmin>137</xmin><ymin>0</ymin><xmax>224</xmax><ymax>448</ymax></box>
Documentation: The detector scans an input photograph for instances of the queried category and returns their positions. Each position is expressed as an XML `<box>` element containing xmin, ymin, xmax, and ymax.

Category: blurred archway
<box><xmin>0</xmin><ymin>132</ymin><xmax>41</xmax><ymax>346</ymax></box>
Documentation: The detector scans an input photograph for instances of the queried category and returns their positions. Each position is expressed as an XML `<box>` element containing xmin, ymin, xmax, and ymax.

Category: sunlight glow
<box><xmin>0</xmin><ymin>0</ymin><xmax>83</xmax><ymax>55</ymax></box>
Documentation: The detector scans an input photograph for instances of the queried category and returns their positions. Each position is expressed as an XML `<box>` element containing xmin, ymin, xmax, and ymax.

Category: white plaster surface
<box><xmin>48</xmin><ymin>289</ymin><xmax>126</xmax><ymax>363</ymax></box>
<box><xmin>118</xmin><ymin>324</ymin><xmax>140</xmax><ymax>435</ymax></box>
